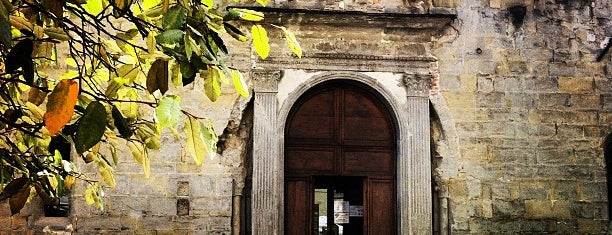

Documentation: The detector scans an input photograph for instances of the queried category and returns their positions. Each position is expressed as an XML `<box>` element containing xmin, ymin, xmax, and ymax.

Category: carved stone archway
<box><xmin>251</xmin><ymin>70</ymin><xmax>433</xmax><ymax>234</ymax></box>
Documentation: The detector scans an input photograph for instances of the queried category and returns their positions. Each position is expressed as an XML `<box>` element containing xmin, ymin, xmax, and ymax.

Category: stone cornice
<box><xmin>230</xmin><ymin>7</ymin><xmax>456</xmax><ymax>32</ymax></box>
<box><xmin>255</xmin><ymin>53</ymin><xmax>437</xmax><ymax>72</ymax></box>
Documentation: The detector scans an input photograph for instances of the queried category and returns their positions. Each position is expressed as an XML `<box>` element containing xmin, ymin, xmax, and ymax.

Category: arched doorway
<box><xmin>284</xmin><ymin>80</ymin><xmax>397</xmax><ymax>235</ymax></box>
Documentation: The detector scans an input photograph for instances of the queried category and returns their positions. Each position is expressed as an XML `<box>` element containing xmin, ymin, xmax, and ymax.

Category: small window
<box><xmin>45</xmin><ymin>136</ymin><xmax>71</xmax><ymax>217</ymax></box>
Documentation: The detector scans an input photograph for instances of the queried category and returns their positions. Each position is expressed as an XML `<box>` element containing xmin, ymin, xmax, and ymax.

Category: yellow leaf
<box><xmin>64</xmin><ymin>175</ymin><xmax>75</xmax><ymax>191</ymax></box>
<box><xmin>127</xmin><ymin>141</ymin><xmax>144</xmax><ymax>164</ymax></box>
<box><xmin>184</xmin><ymin>116</ymin><xmax>205</xmax><ymax>165</ymax></box>
<box><xmin>84</xmin><ymin>183</ymin><xmax>96</xmax><ymax>205</ymax></box>
<box><xmin>44</xmin><ymin>80</ymin><xmax>79</xmax><ymax>136</ymax></box>
<box><xmin>280</xmin><ymin>27</ymin><xmax>302</xmax><ymax>58</ymax></box>
<box><xmin>201</xmin><ymin>0</ymin><xmax>213</xmax><ymax>9</ymax></box>
<box><xmin>142</xmin><ymin>0</ymin><xmax>162</xmax><ymax>10</ymax></box>
<box><xmin>98</xmin><ymin>160</ymin><xmax>116</xmax><ymax>189</ymax></box>
<box><xmin>251</xmin><ymin>25</ymin><xmax>269</xmax><ymax>59</ymax></box>
<box><xmin>59</xmin><ymin>70</ymin><xmax>79</xmax><ymax>80</ymax></box>
<box><xmin>212</xmin><ymin>66</ymin><xmax>228</xmax><ymax>84</ymax></box>
<box><xmin>231</xmin><ymin>70</ymin><xmax>249</xmax><ymax>97</ymax></box>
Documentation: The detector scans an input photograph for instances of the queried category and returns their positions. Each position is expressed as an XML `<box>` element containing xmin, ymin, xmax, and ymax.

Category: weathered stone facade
<box><xmin>1</xmin><ymin>0</ymin><xmax>611</xmax><ymax>234</ymax></box>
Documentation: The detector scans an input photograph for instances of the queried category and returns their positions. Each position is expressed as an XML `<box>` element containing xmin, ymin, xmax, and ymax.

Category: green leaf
<box><xmin>231</xmin><ymin>70</ymin><xmax>249</xmax><ymax>97</ymax></box>
<box><xmin>184</xmin><ymin>116</ymin><xmax>205</xmax><ymax>165</ymax></box>
<box><xmin>251</xmin><ymin>25</ymin><xmax>269</xmax><ymax>59</ymax></box>
<box><xmin>155</xmin><ymin>29</ymin><xmax>184</xmax><ymax>44</ymax></box>
<box><xmin>179</xmin><ymin>61</ymin><xmax>196</xmax><ymax>85</ymax></box>
<box><xmin>162</xmin><ymin>5</ymin><xmax>187</xmax><ymax>30</ymax></box>
<box><xmin>0</xmin><ymin>19</ymin><xmax>11</xmax><ymax>49</ymax></box>
<box><xmin>280</xmin><ymin>26</ymin><xmax>302</xmax><ymax>58</ymax></box>
<box><xmin>155</xmin><ymin>95</ymin><xmax>181</xmax><ymax>131</ymax></box>
<box><xmin>146</xmin><ymin>59</ymin><xmax>169</xmax><ymax>94</ymax></box>
<box><xmin>112</xmin><ymin>106</ymin><xmax>132</xmax><ymax>138</ymax></box>
<box><xmin>224</xmin><ymin>23</ymin><xmax>247</xmax><ymax>42</ymax></box>
<box><xmin>210</xmin><ymin>31</ymin><xmax>228</xmax><ymax>54</ymax></box>
<box><xmin>201</xmin><ymin>119</ymin><xmax>218</xmax><ymax>160</ymax></box>
<box><xmin>75</xmin><ymin>101</ymin><xmax>108</xmax><ymax>154</ymax></box>
<box><xmin>203</xmin><ymin>68</ymin><xmax>221</xmax><ymax>102</ymax></box>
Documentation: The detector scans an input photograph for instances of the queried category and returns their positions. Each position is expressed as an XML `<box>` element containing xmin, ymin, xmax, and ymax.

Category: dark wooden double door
<box><xmin>285</xmin><ymin>81</ymin><xmax>396</xmax><ymax>235</ymax></box>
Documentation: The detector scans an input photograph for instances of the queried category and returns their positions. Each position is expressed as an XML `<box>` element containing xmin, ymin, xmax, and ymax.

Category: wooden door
<box><xmin>285</xmin><ymin>81</ymin><xmax>396</xmax><ymax>235</ymax></box>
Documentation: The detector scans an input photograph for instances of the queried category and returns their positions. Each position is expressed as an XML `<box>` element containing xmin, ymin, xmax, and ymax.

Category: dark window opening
<box><xmin>605</xmin><ymin>134</ymin><xmax>612</xmax><ymax>221</ymax></box>
<box><xmin>45</xmin><ymin>136</ymin><xmax>71</xmax><ymax>217</ymax></box>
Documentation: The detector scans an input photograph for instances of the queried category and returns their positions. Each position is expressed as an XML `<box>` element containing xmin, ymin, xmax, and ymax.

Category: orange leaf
<box><xmin>44</xmin><ymin>80</ymin><xmax>79</xmax><ymax>136</ymax></box>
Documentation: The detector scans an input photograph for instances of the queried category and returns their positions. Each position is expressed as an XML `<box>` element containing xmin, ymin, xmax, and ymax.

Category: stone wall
<box><xmin>432</xmin><ymin>0</ymin><xmax>611</xmax><ymax>233</ymax></box>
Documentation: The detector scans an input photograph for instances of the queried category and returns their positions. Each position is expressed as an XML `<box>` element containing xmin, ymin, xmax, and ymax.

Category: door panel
<box><xmin>343</xmin><ymin>150</ymin><xmax>394</xmax><ymax>175</ymax></box>
<box><xmin>286</xmin><ymin>148</ymin><xmax>336</xmax><ymax>173</ymax></box>
<box><xmin>368</xmin><ymin>179</ymin><xmax>395</xmax><ymax>235</ymax></box>
<box><xmin>286</xmin><ymin>177</ymin><xmax>312</xmax><ymax>235</ymax></box>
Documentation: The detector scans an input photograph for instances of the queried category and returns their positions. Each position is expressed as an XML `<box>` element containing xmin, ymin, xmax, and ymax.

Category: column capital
<box><xmin>252</xmin><ymin>70</ymin><xmax>283</xmax><ymax>93</ymax></box>
<box><xmin>402</xmin><ymin>73</ymin><xmax>432</xmax><ymax>97</ymax></box>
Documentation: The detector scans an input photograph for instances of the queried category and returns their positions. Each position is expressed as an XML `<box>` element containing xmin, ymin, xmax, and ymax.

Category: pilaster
<box><xmin>401</xmin><ymin>73</ymin><xmax>433</xmax><ymax>234</ymax></box>
<box><xmin>251</xmin><ymin>70</ymin><xmax>283</xmax><ymax>235</ymax></box>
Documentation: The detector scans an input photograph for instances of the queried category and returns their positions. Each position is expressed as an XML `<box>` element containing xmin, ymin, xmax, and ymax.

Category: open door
<box><xmin>285</xmin><ymin>81</ymin><xmax>396</xmax><ymax>235</ymax></box>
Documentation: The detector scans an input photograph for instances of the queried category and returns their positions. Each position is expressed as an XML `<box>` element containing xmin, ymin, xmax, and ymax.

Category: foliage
<box><xmin>0</xmin><ymin>0</ymin><xmax>301</xmax><ymax>214</ymax></box>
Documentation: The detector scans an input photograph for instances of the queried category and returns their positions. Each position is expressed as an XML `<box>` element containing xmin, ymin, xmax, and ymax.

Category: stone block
<box><xmin>150</xmin><ymin>198</ymin><xmax>177</xmax><ymax>216</ymax></box>
<box><xmin>190</xmin><ymin>178</ymin><xmax>215</xmax><ymax>197</ymax></box>
<box><xmin>602</xmin><ymin>94</ymin><xmax>612</xmax><ymax>111</ymax></box>
<box><xmin>492</xmin><ymin>200</ymin><xmax>524</xmax><ymax>219</ymax></box>
<box><xmin>442</xmin><ymin>92</ymin><xmax>476</xmax><ymax>109</ymax></box>
<box><xmin>556</xmin><ymin>124</ymin><xmax>584</xmax><ymax>138</ymax></box>
<box><xmin>477</xmin><ymin>76</ymin><xmax>494</xmax><ymax>92</ymax></box>
<box><xmin>580</xmin><ymin>182</ymin><xmax>607</xmax><ymax>201</ymax></box>
<box><xmin>558</xmin><ymin>76</ymin><xmax>594</xmax><ymax>94</ymax></box>
<box><xmin>489</xmin><ymin>0</ymin><xmax>501</xmax><ymax>8</ymax></box>
<box><xmin>523</xmin><ymin>76</ymin><xmax>558</xmax><ymax>93</ymax></box>
<box><xmin>538</xmin><ymin>93</ymin><xmax>570</xmax><ymax>110</ymax></box>
<box><xmin>475</xmin><ymin>92</ymin><xmax>505</xmax><ymax>108</ymax></box>
<box><xmin>506</xmin><ymin>93</ymin><xmax>537</xmax><ymax>108</ymax></box>
<box><xmin>477</xmin><ymin>199</ymin><xmax>493</xmax><ymax>218</ymax></box>
<box><xmin>569</xmin><ymin>94</ymin><xmax>601</xmax><ymax>110</ymax></box>
<box><xmin>562</xmin><ymin>112</ymin><xmax>597</xmax><ymax>125</ymax></box>
<box><xmin>494</xmin><ymin>76</ymin><xmax>521</xmax><ymax>92</ymax></box>
<box><xmin>440</xmin><ymin>75</ymin><xmax>460</xmax><ymax>91</ymax></box>
<box><xmin>177</xmin><ymin>181</ymin><xmax>190</xmax><ymax>196</ymax></box>
<box><xmin>458</xmin><ymin>74</ymin><xmax>477</xmax><ymax>92</ymax></box>
<box><xmin>573</xmin><ymin>202</ymin><xmax>607</xmax><ymax>219</ymax></box>
<box><xmin>518</xmin><ymin>181</ymin><xmax>550</xmax><ymax>200</ymax></box>
<box><xmin>488</xmin><ymin>108</ymin><xmax>528</xmax><ymax>122</ymax></box>
<box><xmin>447</xmin><ymin>179</ymin><xmax>469</xmax><ymax>201</ymax></box>
<box><xmin>536</xmin><ymin>148</ymin><xmax>569</xmax><ymax>164</ymax></box>
<box><xmin>524</xmin><ymin>199</ymin><xmax>571</xmax><ymax>219</ymax></box>
<box><xmin>577</xmin><ymin>219</ymin><xmax>607</xmax><ymax>234</ymax></box>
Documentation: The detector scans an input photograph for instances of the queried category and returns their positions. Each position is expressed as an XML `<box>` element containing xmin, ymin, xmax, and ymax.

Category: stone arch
<box><xmin>276</xmin><ymin>71</ymin><xmax>430</xmax><ymax>234</ymax></box>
